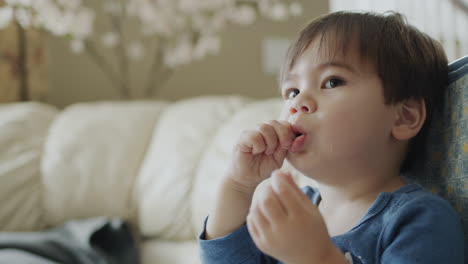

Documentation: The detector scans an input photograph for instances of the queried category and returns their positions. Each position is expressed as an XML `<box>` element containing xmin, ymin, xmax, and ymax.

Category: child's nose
<box><xmin>289</xmin><ymin>101</ymin><xmax>316</xmax><ymax>114</ymax></box>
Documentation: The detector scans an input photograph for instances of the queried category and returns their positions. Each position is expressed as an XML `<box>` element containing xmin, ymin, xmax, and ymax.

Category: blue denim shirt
<box><xmin>198</xmin><ymin>184</ymin><xmax>464</xmax><ymax>263</ymax></box>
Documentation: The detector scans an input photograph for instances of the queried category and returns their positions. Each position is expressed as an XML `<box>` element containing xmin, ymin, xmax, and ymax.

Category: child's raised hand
<box><xmin>228</xmin><ymin>120</ymin><xmax>296</xmax><ymax>191</ymax></box>
<box><xmin>246</xmin><ymin>170</ymin><xmax>346</xmax><ymax>264</ymax></box>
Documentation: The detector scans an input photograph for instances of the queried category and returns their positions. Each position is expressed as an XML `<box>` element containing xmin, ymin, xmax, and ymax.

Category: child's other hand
<box><xmin>246</xmin><ymin>170</ymin><xmax>344</xmax><ymax>264</ymax></box>
<box><xmin>228</xmin><ymin>121</ymin><xmax>295</xmax><ymax>191</ymax></box>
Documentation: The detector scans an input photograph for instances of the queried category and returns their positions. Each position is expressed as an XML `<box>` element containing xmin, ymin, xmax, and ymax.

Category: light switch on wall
<box><xmin>261</xmin><ymin>37</ymin><xmax>292</xmax><ymax>75</ymax></box>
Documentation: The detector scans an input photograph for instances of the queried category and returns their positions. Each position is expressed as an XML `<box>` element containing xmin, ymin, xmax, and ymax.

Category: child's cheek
<box><xmin>319</xmin><ymin>108</ymin><xmax>363</xmax><ymax>152</ymax></box>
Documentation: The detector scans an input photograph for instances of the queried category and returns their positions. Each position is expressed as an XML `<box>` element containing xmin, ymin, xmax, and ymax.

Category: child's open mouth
<box><xmin>291</xmin><ymin>125</ymin><xmax>307</xmax><ymax>153</ymax></box>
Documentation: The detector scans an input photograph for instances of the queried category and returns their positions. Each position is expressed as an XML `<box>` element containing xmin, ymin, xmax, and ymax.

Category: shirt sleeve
<box><xmin>380</xmin><ymin>196</ymin><xmax>465</xmax><ymax>263</ymax></box>
<box><xmin>198</xmin><ymin>217</ymin><xmax>278</xmax><ymax>264</ymax></box>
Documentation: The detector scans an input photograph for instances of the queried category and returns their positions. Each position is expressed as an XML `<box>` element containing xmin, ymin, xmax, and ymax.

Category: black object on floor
<box><xmin>0</xmin><ymin>217</ymin><xmax>139</xmax><ymax>264</ymax></box>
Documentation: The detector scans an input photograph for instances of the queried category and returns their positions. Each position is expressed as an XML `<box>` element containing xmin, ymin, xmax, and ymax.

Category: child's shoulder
<box><xmin>376</xmin><ymin>183</ymin><xmax>465</xmax><ymax>257</ymax></box>
<box><xmin>381</xmin><ymin>183</ymin><xmax>463</xmax><ymax>237</ymax></box>
<box><xmin>385</xmin><ymin>183</ymin><xmax>457</xmax><ymax>216</ymax></box>
<box><xmin>300</xmin><ymin>183</ymin><xmax>461</xmax><ymax>226</ymax></box>
<box><xmin>302</xmin><ymin>183</ymin><xmax>461</xmax><ymax>227</ymax></box>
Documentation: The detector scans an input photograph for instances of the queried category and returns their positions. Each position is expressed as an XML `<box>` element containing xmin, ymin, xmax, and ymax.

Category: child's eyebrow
<box><xmin>284</xmin><ymin>61</ymin><xmax>360</xmax><ymax>83</ymax></box>
<box><xmin>317</xmin><ymin>61</ymin><xmax>359</xmax><ymax>75</ymax></box>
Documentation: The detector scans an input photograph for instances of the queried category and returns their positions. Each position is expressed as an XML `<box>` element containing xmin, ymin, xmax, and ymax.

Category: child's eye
<box><xmin>323</xmin><ymin>78</ymin><xmax>345</xmax><ymax>89</ymax></box>
<box><xmin>286</xmin><ymin>89</ymin><xmax>300</xmax><ymax>99</ymax></box>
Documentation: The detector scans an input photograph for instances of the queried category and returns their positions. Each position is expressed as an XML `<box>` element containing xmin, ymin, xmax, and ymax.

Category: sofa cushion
<box><xmin>137</xmin><ymin>96</ymin><xmax>251</xmax><ymax>240</ymax></box>
<box><xmin>0</xmin><ymin>102</ymin><xmax>57</xmax><ymax>231</ymax></box>
<box><xmin>41</xmin><ymin>102</ymin><xmax>167</xmax><ymax>227</ymax></box>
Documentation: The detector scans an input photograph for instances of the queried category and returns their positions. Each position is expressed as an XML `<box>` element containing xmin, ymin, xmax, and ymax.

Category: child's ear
<box><xmin>391</xmin><ymin>98</ymin><xmax>426</xmax><ymax>141</ymax></box>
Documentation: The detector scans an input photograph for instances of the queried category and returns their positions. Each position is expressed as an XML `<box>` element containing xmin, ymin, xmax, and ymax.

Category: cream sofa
<box><xmin>0</xmin><ymin>96</ymin><xmax>315</xmax><ymax>264</ymax></box>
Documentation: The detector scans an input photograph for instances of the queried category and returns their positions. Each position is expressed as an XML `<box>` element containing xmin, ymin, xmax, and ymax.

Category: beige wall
<box><xmin>46</xmin><ymin>0</ymin><xmax>329</xmax><ymax>108</ymax></box>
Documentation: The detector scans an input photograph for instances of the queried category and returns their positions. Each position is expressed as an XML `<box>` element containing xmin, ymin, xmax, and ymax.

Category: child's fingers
<box><xmin>237</xmin><ymin>130</ymin><xmax>266</xmax><ymax>155</ymax></box>
<box><xmin>271</xmin><ymin>170</ymin><xmax>308</xmax><ymax>214</ymax></box>
<box><xmin>270</xmin><ymin>120</ymin><xmax>295</xmax><ymax>150</ymax></box>
<box><xmin>246</xmin><ymin>212</ymin><xmax>260</xmax><ymax>239</ymax></box>
<box><xmin>283</xmin><ymin>170</ymin><xmax>304</xmax><ymax>193</ymax></box>
<box><xmin>272</xmin><ymin>146</ymin><xmax>288</xmax><ymax>167</ymax></box>
<box><xmin>257</xmin><ymin>123</ymin><xmax>279</xmax><ymax>155</ymax></box>
<box><xmin>258</xmin><ymin>183</ymin><xmax>287</xmax><ymax>222</ymax></box>
<box><xmin>251</xmin><ymin>133</ymin><xmax>268</xmax><ymax>155</ymax></box>
<box><xmin>247</xmin><ymin>205</ymin><xmax>270</xmax><ymax>235</ymax></box>
<box><xmin>237</xmin><ymin>120</ymin><xmax>294</xmax><ymax>156</ymax></box>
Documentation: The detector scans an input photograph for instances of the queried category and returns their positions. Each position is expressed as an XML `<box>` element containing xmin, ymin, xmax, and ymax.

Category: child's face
<box><xmin>281</xmin><ymin>38</ymin><xmax>397</xmax><ymax>178</ymax></box>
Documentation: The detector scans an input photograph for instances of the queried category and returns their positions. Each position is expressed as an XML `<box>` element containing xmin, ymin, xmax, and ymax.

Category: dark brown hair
<box><xmin>280</xmin><ymin>11</ymin><xmax>448</xmax><ymax>173</ymax></box>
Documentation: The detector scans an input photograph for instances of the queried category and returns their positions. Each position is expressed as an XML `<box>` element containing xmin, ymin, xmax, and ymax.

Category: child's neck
<box><xmin>317</xmin><ymin>173</ymin><xmax>406</xmax><ymax>207</ymax></box>
<box><xmin>316</xmin><ymin>172</ymin><xmax>406</xmax><ymax>237</ymax></box>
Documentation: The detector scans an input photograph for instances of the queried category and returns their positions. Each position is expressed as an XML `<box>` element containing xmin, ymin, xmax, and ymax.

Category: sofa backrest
<box><xmin>136</xmin><ymin>96</ymin><xmax>252</xmax><ymax>240</ymax></box>
<box><xmin>41</xmin><ymin>101</ymin><xmax>169</xmax><ymax>230</ymax></box>
<box><xmin>410</xmin><ymin>55</ymin><xmax>468</xmax><ymax>243</ymax></box>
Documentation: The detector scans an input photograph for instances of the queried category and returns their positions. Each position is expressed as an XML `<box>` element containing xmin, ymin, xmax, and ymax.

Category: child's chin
<box><xmin>286</xmin><ymin>153</ymin><xmax>317</xmax><ymax>171</ymax></box>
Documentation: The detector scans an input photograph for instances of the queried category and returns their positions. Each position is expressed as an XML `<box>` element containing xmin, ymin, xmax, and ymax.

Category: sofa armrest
<box><xmin>0</xmin><ymin>102</ymin><xmax>58</xmax><ymax>231</ymax></box>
